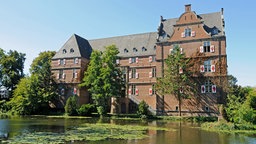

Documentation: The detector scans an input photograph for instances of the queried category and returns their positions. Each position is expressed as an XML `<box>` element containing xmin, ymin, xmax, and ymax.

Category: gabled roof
<box><xmin>52</xmin><ymin>34</ymin><xmax>92</xmax><ymax>60</ymax></box>
<box><xmin>88</xmin><ymin>11</ymin><xmax>224</xmax><ymax>57</ymax></box>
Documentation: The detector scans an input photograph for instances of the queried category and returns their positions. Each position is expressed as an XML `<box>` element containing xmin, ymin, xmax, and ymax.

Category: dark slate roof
<box><xmin>52</xmin><ymin>34</ymin><xmax>92</xmax><ymax>60</ymax></box>
<box><xmin>88</xmin><ymin>11</ymin><xmax>224</xmax><ymax>57</ymax></box>
<box><xmin>89</xmin><ymin>32</ymin><xmax>158</xmax><ymax>57</ymax></box>
<box><xmin>200</xmin><ymin>12</ymin><xmax>224</xmax><ymax>36</ymax></box>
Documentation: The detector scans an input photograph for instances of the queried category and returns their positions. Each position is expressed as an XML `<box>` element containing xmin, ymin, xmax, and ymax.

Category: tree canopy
<box><xmin>225</xmin><ymin>75</ymin><xmax>256</xmax><ymax>124</ymax></box>
<box><xmin>80</xmin><ymin>45</ymin><xmax>124</xmax><ymax>115</ymax></box>
<box><xmin>8</xmin><ymin>51</ymin><xmax>58</xmax><ymax>115</ymax></box>
<box><xmin>0</xmin><ymin>48</ymin><xmax>26</xmax><ymax>96</ymax></box>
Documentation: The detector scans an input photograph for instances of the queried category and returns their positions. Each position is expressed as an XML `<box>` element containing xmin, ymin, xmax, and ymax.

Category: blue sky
<box><xmin>0</xmin><ymin>0</ymin><xmax>255</xmax><ymax>87</ymax></box>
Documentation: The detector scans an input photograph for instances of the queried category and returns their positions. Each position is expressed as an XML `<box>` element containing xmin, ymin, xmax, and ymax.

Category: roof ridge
<box><xmin>89</xmin><ymin>32</ymin><xmax>157</xmax><ymax>41</ymax></box>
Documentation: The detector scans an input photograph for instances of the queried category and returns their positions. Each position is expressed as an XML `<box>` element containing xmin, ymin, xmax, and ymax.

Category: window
<box><xmin>59</xmin><ymin>59</ymin><xmax>66</xmax><ymax>65</ymax></box>
<box><xmin>153</xmin><ymin>45</ymin><xmax>156</xmax><ymax>51</ymax></box>
<box><xmin>59</xmin><ymin>70</ymin><xmax>63</xmax><ymax>79</ymax></box>
<box><xmin>116</xmin><ymin>59</ymin><xmax>120</xmax><ymax>64</ymax></box>
<box><xmin>70</xmin><ymin>48</ymin><xmax>74</xmax><ymax>53</ymax></box>
<box><xmin>121</xmin><ymin>67</ymin><xmax>127</xmax><ymax>83</ymax></box>
<box><xmin>152</xmin><ymin>84</ymin><xmax>156</xmax><ymax>95</ymax></box>
<box><xmin>203</xmin><ymin>41</ymin><xmax>211</xmax><ymax>52</ymax></box>
<box><xmin>185</xmin><ymin>28</ymin><xmax>191</xmax><ymax>37</ymax></box>
<box><xmin>73</xmin><ymin>69</ymin><xmax>77</xmax><ymax>78</ymax></box>
<box><xmin>131</xmin><ymin>68</ymin><xmax>136</xmax><ymax>78</ymax></box>
<box><xmin>74</xmin><ymin>58</ymin><xmax>79</xmax><ymax>64</ymax></box>
<box><xmin>60</xmin><ymin>59</ymin><xmax>63</xmax><ymax>65</ymax></box>
<box><xmin>152</xmin><ymin>67</ymin><xmax>156</xmax><ymax>77</ymax></box>
<box><xmin>212</xmin><ymin>29</ymin><xmax>218</xmax><ymax>35</ymax></box>
<box><xmin>131</xmin><ymin>85</ymin><xmax>136</xmax><ymax>95</ymax></box>
<box><xmin>205</xmin><ymin>106</ymin><xmax>209</xmax><ymax>112</ymax></box>
<box><xmin>175</xmin><ymin>106</ymin><xmax>179</xmax><ymax>111</ymax></box>
<box><xmin>200</xmin><ymin>59</ymin><xmax>215</xmax><ymax>73</ymax></box>
<box><xmin>61</xmin><ymin>88</ymin><xmax>65</xmax><ymax>95</ymax></box>
<box><xmin>73</xmin><ymin>87</ymin><xmax>77</xmax><ymax>95</ymax></box>
<box><xmin>201</xmin><ymin>80</ymin><xmax>216</xmax><ymax>94</ymax></box>
<box><xmin>152</xmin><ymin>56</ymin><xmax>156</xmax><ymax>62</ymax></box>
<box><xmin>204</xmin><ymin>60</ymin><xmax>211</xmax><ymax>72</ymax></box>
<box><xmin>133</xmin><ymin>47</ymin><xmax>138</xmax><ymax>53</ymax></box>
<box><xmin>62</xmin><ymin>49</ymin><xmax>67</xmax><ymax>54</ymax></box>
<box><xmin>129</xmin><ymin>57</ymin><xmax>136</xmax><ymax>63</ymax></box>
<box><xmin>142</xmin><ymin>47</ymin><xmax>147</xmax><ymax>52</ymax></box>
<box><xmin>124</xmin><ymin>48</ymin><xmax>129</xmax><ymax>53</ymax></box>
<box><xmin>205</xmin><ymin>79</ymin><xmax>213</xmax><ymax>93</ymax></box>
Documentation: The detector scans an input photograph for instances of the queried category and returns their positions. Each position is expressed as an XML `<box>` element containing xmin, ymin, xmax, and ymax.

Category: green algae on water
<box><xmin>7</xmin><ymin>123</ymin><xmax>174</xmax><ymax>143</ymax></box>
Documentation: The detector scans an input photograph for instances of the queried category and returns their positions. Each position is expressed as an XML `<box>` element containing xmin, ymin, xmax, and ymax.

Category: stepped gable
<box><xmin>162</xmin><ymin>12</ymin><xmax>224</xmax><ymax>38</ymax></box>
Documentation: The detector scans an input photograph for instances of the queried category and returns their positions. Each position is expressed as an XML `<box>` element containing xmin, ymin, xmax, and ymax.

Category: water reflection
<box><xmin>0</xmin><ymin>116</ymin><xmax>255</xmax><ymax>144</ymax></box>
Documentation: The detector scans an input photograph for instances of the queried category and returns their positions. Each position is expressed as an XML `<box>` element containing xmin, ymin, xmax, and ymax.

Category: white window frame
<box><xmin>203</xmin><ymin>41</ymin><xmax>211</xmax><ymax>52</ymax></box>
<box><xmin>205</xmin><ymin>79</ymin><xmax>213</xmax><ymax>93</ymax></box>
<box><xmin>185</xmin><ymin>28</ymin><xmax>191</xmax><ymax>37</ymax></box>
<box><xmin>204</xmin><ymin>60</ymin><xmax>211</xmax><ymax>72</ymax></box>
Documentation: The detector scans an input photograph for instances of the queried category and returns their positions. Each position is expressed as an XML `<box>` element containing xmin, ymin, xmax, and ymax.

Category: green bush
<box><xmin>77</xmin><ymin>104</ymin><xmax>94</xmax><ymax>116</ymax></box>
<box><xmin>97</xmin><ymin>106</ymin><xmax>105</xmax><ymax>116</ymax></box>
<box><xmin>201</xmin><ymin>121</ymin><xmax>235</xmax><ymax>131</ymax></box>
<box><xmin>65</xmin><ymin>95</ymin><xmax>78</xmax><ymax>116</ymax></box>
<box><xmin>137</xmin><ymin>100</ymin><xmax>149</xmax><ymax>118</ymax></box>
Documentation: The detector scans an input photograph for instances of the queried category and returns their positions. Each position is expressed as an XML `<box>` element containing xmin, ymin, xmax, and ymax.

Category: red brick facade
<box><xmin>51</xmin><ymin>34</ymin><xmax>92</xmax><ymax>108</ymax></box>
<box><xmin>115</xmin><ymin>4</ymin><xmax>227</xmax><ymax>116</ymax></box>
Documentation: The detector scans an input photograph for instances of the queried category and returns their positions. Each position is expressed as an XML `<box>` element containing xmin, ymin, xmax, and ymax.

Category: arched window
<box><xmin>62</xmin><ymin>49</ymin><xmax>67</xmax><ymax>54</ymax></box>
<box><xmin>142</xmin><ymin>47</ymin><xmax>147</xmax><ymax>52</ymax></box>
<box><xmin>70</xmin><ymin>48</ymin><xmax>74</xmax><ymax>53</ymax></box>
<box><xmin>133</xmin><ymin>47</ymin><xmax>137</xmax><ymax>53</ymax></box>
<box><xmin>124</xmin><ymin>48</ymin><xmax>129</xmax><ymax>53</ymax></box>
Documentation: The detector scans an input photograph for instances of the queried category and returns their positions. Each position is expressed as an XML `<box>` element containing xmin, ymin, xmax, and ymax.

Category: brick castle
<box><xmin>51</xmin><ymin>4</ymin><xmax>227</xmax><ymax>116</ymax></box>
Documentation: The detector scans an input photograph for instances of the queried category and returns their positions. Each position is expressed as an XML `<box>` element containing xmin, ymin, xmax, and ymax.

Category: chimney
<box><xmin>185</xmin><ymin>4</ymin><xmax>191</xmax><ymax>12</ymax></box>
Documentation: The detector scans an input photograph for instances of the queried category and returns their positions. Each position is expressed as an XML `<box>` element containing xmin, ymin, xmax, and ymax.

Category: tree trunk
<box><xmin>179</xmin><ymin>96</ymin><xmax>181</xmax><ymax>116</ymax></box>
<box><xmin>110</xmin><ymin>97</ymin><xmax>118</xmax><ymax>114</ymax></box>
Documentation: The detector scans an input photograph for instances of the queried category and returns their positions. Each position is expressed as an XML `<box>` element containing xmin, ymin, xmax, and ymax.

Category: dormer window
<box><xmin>124</xmin><ymin>48</ymin><xmax>129</xmax><ymax>53</ymax></box>
<box><xmin>63</xmin><ymin>49</ymin><xmax>67</xmax><ymax>54</ymax></box>
<box><xmin>212</xmin><ymin>28</ymin><xmax>218</xmax><ymax>35</ymax></box>
<box><xmin>142</xmin><ymin>47</ymin><xmax>147</xmax><ymax>52</ymax></box>
<box><xmin>70</xmin><ymin>48</ymin><xmax>74</xmax><ymax>53</ymax></box>
<box><xmin>133</xmin><ymin>48</ymin><xmax>138</xmax><ymax>53</ymax></box>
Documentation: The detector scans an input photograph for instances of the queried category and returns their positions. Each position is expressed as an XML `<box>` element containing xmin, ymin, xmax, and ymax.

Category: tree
<box><xmin>8</xmin><ymin>51</ymin><xmax>58</xmax><ymax>115</ymax></box>
<box><xmin>156</xmin><ymin>45</ymin><xmax>195</xmax><ymax>116</ymax></box>
<box><xmin>80</xmin><ymin>50</ymin><xmax>104</xmax><ymax>114</ymax></box>
<box><xmin>7</xmin><ymin>77</ymin><xmax>32</xmax><ymax>115</ymax></box>
<box><xmin>137</xmin><ymin>100</ymin><xmax>149</xmax><ymax>117</ymax></box>
<box><xmin>29</xmin><ymin>51</ymin><xmax>58</xmax><ymax>105</ymax></box>
<box><xmin>100</xmin><ymin>45</ymin><xmax>124</xmax><ymax>113</ymax></box>
<box><xmin>0</xmin><ymin>49</ymin><xmax>26</xmax><ymax>96</ymax></box>
<box><xmin>225</xmin><ymin>75</ymin><xmax>255</xmax><ymax>123</ymax></box>
<box><xmin>80</xmin><ymin>45</ymin><xmax>124</xmax><ymax>115</ymax></box>
<box><xmin>65</xmin><ymin>95</ymin><xmax>78</xmax><ymax>116</ymax></box>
